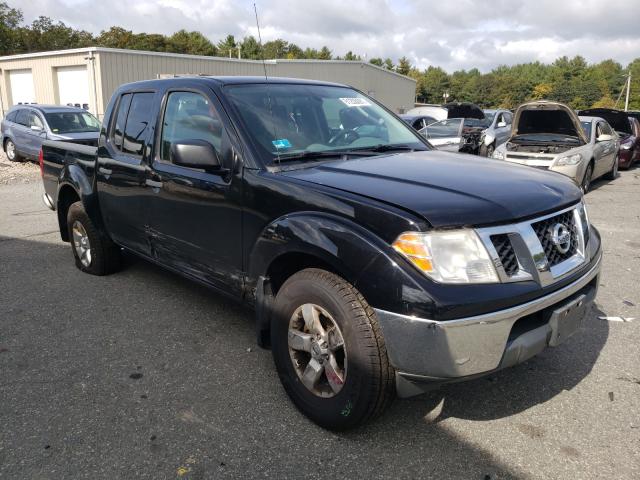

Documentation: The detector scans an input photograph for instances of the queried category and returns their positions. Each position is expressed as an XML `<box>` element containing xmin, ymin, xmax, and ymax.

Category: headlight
<box><xmin>492</xmin><ymin>149</ymin><xmax>505</xmax><ymax>160</ymax></box>
<box><xmin>620</xmin><ymin>143</ymin><xmax>632</xmax><ymax>150</ymax></box>
<box><xmin>392</xmin><ymin>230</ymin><xmax>499</xmax><ymax>284</ymax></box>
<box><xmin>555</xmin><ymin>153</ymin><xmax>582</xmax><ymax>166</ymax></box>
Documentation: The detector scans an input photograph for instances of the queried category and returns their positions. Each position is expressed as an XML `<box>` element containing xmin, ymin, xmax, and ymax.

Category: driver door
<box><xmin>145</xmin><ymin>88</ymin><xmax>244</xmax><ymax>296</ymax></box>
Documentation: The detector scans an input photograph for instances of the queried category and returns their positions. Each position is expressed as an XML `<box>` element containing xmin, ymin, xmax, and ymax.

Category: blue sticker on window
<box><xmin>272</xmin><ymin>139</ymin><xmax>292</xmax><ymax>149</ymax></box>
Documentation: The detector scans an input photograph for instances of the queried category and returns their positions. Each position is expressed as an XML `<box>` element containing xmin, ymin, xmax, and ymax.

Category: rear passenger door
<box><xmin>145</xmin><ymin>88</ymin><xmax>243</xmax><ymax>295</ymax></box>
<box><xmin>12</xmin><ymin>109</ymin><xmax>31</xmax><ymax>156</ymax></box>
<box><xmin>96</xmin><ymin>91</ymin><xmax>157</xmax><ymax>255</ymax></box>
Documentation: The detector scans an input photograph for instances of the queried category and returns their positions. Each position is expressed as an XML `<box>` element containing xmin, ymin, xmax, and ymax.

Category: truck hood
<box><xmin>579</xmin><ymin>108</ymin><xmax>632</xmax><ymax>136</ymax></box>
<box><xmin>511</xmin><ymin>101</ymin><xmax>587</xmax><ymax>144</ymax></box>
<box><xmin>280</xmin><ymin>151</ymin><xmax>581</xmax><ymax>228</ymax></box>
<box><xmin>443</xmin><ymin>102</ymin><xmax>485</xmax><ymax>120</ymax></box>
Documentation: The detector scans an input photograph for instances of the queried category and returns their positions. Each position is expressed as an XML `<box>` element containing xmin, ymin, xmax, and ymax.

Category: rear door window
<box><xmin>111</xmin><ymin>94</ymin><xmax>132</xmax><ymax>150</ymax></box>
<box><xmin>122</xmin><ymin>93</ymin><xmax>155</xmax><ymax>157</ymax></box>
<box><xmin>15</xmin><ymin>109</ymin><xmax>29</xmax><ymax>126</ymax></box>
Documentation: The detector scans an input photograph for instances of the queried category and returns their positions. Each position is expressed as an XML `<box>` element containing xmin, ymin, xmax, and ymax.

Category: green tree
<box><xmin>96</xmin><ymin>26</ymin><xmax>135</xmax><ymax>49</ymax></box>
<box><xmin>318</xmin><ymin>46</ymin><xmax>332</xmax><ymax>60</ymax></box>
<box><xmin>240</xmin><ymin>36</ymin><xmax>261</xmax><ymax>59</ymax></box>
<box><xmin>0</xmin><ymin>1</ymin><xmax>23</xmax><ymax>55</ymax></box>
<box><xmin>167</xmin><ymin>30</ymin><xmax>216</xmax><ymax>56</ymax></box>
<box><xmin>369</xmin><ymin>57</ymin><xmax>383</xmax><ymax>67</ymax></box>
<box><xmin>396</xmin><ymin>56</ymin><xmax>411</xmax><ymax>75</ymax></box>
<box><xmin>18</xmin><ymin>16</ymin><xmax>93</xmax><ymax>52</ymax></box>
<box><xmin>216</xmin><ymin>34</ymin><xmax>237</xmax><ymax>58</ymax></box>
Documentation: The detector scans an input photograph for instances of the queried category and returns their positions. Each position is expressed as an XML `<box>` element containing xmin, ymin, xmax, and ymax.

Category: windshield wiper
<box><xmin>275</xmin><ymin>150</ymin><xmax>373</xmax><ymax>163</ymax></box>
<box><xmin>344</xmin><ymin>144</ymin><xmax>420</xmax><ymax>154</ymax></box>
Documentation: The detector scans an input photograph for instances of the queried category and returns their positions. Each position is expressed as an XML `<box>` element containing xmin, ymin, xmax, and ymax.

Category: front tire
<box><xmin>479</xmin><ymin>142</ymin><xmax>495</xmax><ymax>158</ymax></box>
<box><xmin>581</xmin><ymin>163</ymin><xmax>593</xmax><ymax>193</ymax></box>
<box><xmin>271</xmin><ymin>268</ymin><xmax>395</xmax><ymax>430</ymax></box>
<box><xmin>67</xmin><ymin>201</ymin><xmax>121</xmax><ymax>275</ymax></box>
<box><xmin>4</xmin><ymin>139</ymin><xmax>22</xmax><ymax>162</ymax></box>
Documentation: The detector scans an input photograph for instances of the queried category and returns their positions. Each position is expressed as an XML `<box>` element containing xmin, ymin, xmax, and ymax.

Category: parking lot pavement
<box><xmin>1</xmin><ymin>157</ymin><xmax>639</xmax><ymax>480</ymax></box>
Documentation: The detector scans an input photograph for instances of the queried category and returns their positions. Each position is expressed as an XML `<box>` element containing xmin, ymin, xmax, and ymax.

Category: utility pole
<box><xmin>625</xmin><ymin>73</ymin><xmax>631</xmax><ymax>112</ymax></box>
<box><xmin>238</xmin><ymin>45</ymin><xmax>241</xmax><ymax>59</ymax></box>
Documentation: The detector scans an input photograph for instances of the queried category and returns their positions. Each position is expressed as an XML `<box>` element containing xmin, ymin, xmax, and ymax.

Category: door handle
<box><xmin>145</xmin><ymin>179</ymin><xmax>163</xmax><ymax>189</ymax></box>
<box><xmin>98</xmin><ymin>167</ymin><xmax>112</xmax><ymax>176</ymax></box>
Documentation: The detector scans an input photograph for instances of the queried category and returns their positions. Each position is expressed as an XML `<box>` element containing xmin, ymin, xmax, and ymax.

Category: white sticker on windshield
<box><xmin>339</xmin><ymin>97</ymin><xmax>371</xmax><ymax>107</ymax></box>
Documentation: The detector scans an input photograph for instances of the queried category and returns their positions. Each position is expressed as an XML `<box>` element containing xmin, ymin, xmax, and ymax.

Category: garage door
<box><xmin>56</xmin><ymin>66</ymin><xmax>90</xmax><ymax>109</ymax></box>
<box><xmin>9</xmin><ymin>69</ymin><xmax>35</xmax><ymax>104</ymax></box>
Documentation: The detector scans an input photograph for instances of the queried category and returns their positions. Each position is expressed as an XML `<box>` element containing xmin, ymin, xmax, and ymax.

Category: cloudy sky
<box><xmin>19</xmin><ymin>0</ymin><xmax>640</xmax><ymax>72</ymax></box>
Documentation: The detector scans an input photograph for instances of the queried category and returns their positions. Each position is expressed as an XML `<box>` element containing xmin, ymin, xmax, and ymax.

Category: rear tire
<box><xmin>605</xmin><ymin>155</ymin><xmax>618</xmax><ymax>180</ymax></box>
<box><xmin>271</xmin><ymin>268</ymin><xmax>395</xmax><ymax>430</ymax></box>
<box><xmin>67</xmin><ymin>201</ymin><xmax>121</xmax><ymax>275</ymax></box>
<box><xmin>4</xmin><ymin>139</ymin><xmax>22</xmax><ymax>162</ymax></box>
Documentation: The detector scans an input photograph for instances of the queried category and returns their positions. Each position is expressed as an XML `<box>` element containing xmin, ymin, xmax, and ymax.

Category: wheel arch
<box><xmin>250</xmin><ymin>212</ymin><xmax>389</xmax><ymax>347</ymax></box>
<box><xmin>56</xmin><ymin>164</ymin><xmax>104</xmax><ymax>242</ymax></box>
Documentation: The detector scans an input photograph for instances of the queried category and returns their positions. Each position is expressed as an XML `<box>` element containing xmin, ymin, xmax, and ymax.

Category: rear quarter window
<box><xmin>6</xmin><ymin>110</ymin><xmax>18</xmax><ymax>122</ymax></box>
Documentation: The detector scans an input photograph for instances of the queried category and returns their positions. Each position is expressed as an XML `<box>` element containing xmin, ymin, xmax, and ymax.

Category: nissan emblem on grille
<box><xmin>550</xmin><ymin>223</ymin><xmax>572</xmax><ymax>254</ymax></box>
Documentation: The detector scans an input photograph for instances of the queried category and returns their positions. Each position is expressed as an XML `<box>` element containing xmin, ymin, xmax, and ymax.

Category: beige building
<box><xmin>0</xmin><ymin>47</ymin><xmax>416</xmax><ymax>120</ymax></box>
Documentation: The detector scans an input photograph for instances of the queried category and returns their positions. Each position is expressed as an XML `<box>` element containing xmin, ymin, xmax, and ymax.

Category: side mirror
<box><xmin>596</xmin><ymin>134</ymin><xmax>613</xmax><ymax>142</ymax></box>
<box><xmin>497</xmin><ymin>121</ymin><xmax>507</xmax><ymax>128</ymax></box>
<box><xmin>170</xmin><ymin>139</ymin><xmax>223</xmax><ymax>172</ymax></box>
<box><xmin>30</xmin><ymin>125</ymin><xmax>43</xmax><ymax>132</ymax></box>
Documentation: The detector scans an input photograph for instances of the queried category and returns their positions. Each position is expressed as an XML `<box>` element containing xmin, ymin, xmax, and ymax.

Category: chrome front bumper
<box><xmin>375</xmin><ymin>252</ymin><xmax>601</xmax><ymax>396</ymax></box>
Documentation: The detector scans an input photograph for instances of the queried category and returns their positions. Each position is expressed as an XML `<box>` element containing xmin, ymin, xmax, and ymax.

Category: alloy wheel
<box><xmin>6</xmin><ymin>140</ymin><xmax>16</xmax><ymax>160</ymax></box>
<box><xmin>72</xmin><ymin>220</ymin><xmax>92</xmax><ymax>267</ymax></box>
<box><xmin>582</xmin><ymin>165</ymin><xmax>593</xmax><ymax>193</ymax></box>
<box><xmin>287</xmin><ymin>303</ymin><xmax>347</xmax><ymax>398</ymax></box>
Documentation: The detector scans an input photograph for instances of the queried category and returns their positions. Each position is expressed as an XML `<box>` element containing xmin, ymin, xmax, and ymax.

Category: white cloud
<box><xmin>16</xmin><ymin>0</ymin><xmax>640</xmax><ymax>71</ymax></box>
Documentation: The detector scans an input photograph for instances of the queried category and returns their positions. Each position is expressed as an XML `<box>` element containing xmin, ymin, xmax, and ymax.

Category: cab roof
<box><xmin>119</xmin><ymin>76</ymin><xmax>349</xmax><ymax>91</ymax></box>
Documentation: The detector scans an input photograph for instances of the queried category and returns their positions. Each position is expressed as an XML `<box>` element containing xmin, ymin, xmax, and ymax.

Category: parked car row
<box><xmin>402</xmin><ymin>100</ymin><xmax>640</xmax><ymax>192</ymax></box>
<box><xmin>1</xmin><ymin>105</ymin><xmax>100</xmax><ymax>162</ymax></box>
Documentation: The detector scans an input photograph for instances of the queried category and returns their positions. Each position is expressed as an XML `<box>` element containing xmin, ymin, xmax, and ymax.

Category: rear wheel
<box><xmin>67</xmin><ymin>201</ymin><xmax>121</xmax><ymax>275</ymax></box>
<box><xmin>271</xmin><ymin>268</ymin><xmax>395</xmax><ymax>430</ymax></box>
<box><xmin>605</xmin><ymin>155</ymin><xmax>618</xmax><ymax>180</ymax></box>
<box><xmin>581</xmin><ymin>163</ymin><xmax>593</xmax><ymax>193</ymax></box>
<box><xmin>4</xmin><ymin>139</ymin><xmax>21</xmax><ymax>162</ymax></box>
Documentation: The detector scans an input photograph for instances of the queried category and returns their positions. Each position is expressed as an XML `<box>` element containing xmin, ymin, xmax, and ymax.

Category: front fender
<box><xmin>249</xmin><ymin>211</ymin><xmax>437</xmax><ymax>347</ymax></box>
<box><xmin>248</xmin><ymin>211</ymin><xmax>389</xmax><ymax>286</ymax></box>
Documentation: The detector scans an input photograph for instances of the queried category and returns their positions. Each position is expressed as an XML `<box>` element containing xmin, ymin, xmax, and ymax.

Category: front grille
<box><xmin>531</xmin><ymin>211</ymin><xmax>578</xmax><ymax>267</ymax></box>
<box><xmin>491</xmin><ymin>234</ymin><xmax>519</xmax><ymax>276</ymax></box>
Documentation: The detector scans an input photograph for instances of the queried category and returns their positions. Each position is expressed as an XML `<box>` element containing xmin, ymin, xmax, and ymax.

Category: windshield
<box><xmin>45</xmin><ymin>111</ymin><xmax>100</xmax><ymax>134</ymax></box>
<box><xmin>422</xmin><ymin>118</ymin><xmax>462</xmax><ymax>139</ymax></box>
<box><xmin>483</xmin><ymin>111</ymin><xmax>496</xmax><ymax>124</ymax></box>
<box><xmin>224</xmin><ymin>84</ymin><xmax>428</xmax><ymax>163</ymax></box>
<box><xmin>581</xmin><ymin>121</ymin><xmax>592</xmax><ymax>140</ymax></box>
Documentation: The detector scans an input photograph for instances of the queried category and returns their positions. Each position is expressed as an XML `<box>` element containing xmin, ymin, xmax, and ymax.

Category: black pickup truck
<box><xmin>40</xmin><ymin>77</ymin><xmax>602</xmax><ymax>430</ymax></box>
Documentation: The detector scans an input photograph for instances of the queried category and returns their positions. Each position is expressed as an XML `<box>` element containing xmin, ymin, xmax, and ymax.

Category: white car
<box><xmin>492</xmin><ymin>100</ymin><xmax>619</xmax><ymax>192</ymax></box>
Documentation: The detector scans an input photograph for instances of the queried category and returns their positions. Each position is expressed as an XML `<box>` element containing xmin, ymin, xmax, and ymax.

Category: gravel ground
<box><xmin>0</xmin><ymin>160</ymin><xmax>639</xmax><ymax>479</ymax></box>
<box><xmin>0</xmin><ymin>149</ymin><xmax>41</xmax><ymax>185</ymax></box>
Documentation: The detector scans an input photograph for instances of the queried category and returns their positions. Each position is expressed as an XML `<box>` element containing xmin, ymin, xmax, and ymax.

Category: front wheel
<box><xmin>271</xmin><ymin>268</ymin><xmax>395</xmax><ymax>430</ymax></box>
<box><xmin>479</xmin><ymin>142</ymin><xmax>494</xmax><ymax>158</ymax></box>
<box><xmin>581</xmin><ymin>164</ymin><xmax>593</xmax><ymax>193</ymax></box>
<box><xmin>4</xmin><ymin>139</ymin><xmax>22</xmax><ymax>162</ymax></box>
<box><xmin>67</xmin><ymin>201</ymin><xmax>122</xmax><ymax>275</ymax></box>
